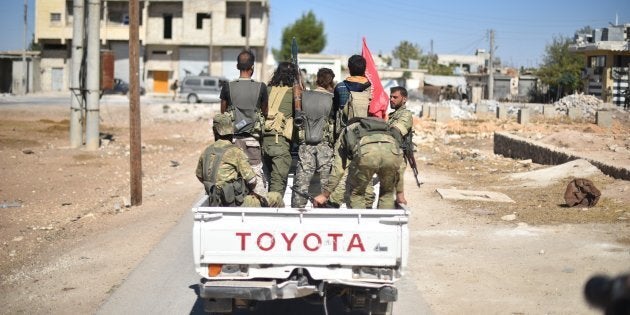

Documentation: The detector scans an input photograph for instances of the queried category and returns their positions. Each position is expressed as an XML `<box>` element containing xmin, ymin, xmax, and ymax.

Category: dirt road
<box><xmin>0</xmin><ymin>95</ymin><xmax>628</xmax><ymax>314</ymax></box>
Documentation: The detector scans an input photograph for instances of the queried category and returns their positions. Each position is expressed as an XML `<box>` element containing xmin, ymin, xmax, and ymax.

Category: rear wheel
<box><xmin>187</xmin><ymin>94</ymin><xmax>199</xmax><ymax>104</ymax></box>
<box><xmin>371</xmin><ymin>301</ymin><xmax>393</xmax><ymax>315</ymax></box>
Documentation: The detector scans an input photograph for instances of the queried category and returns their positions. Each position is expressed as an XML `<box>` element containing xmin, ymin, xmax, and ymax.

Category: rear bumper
<box><xmin>199</xmin><ymin>279</ymin><xmax>397</xmax><ymax>302</ymax></box>
<box><xmin>199</xmin><ymin>280</ymin><xmax>318</xmax><ymax>300</ymax></box>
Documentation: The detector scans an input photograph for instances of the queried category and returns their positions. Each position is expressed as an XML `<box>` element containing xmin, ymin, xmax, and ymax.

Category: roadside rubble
<box><xmin>553</xmin><ymin>93</ymin><xmax>604</xmax><ymax>118</ymax></box>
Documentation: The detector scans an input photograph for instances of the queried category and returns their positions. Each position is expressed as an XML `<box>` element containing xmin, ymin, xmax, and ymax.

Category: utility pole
<box><xmin>245</xmin><ymin>0</ymin><xmax>250</xmax><ymax>50</ymax></box>
<box><xmin>208</xmin><ymin>1</ymin><xmax>213</xmax><ymax>75</ymax></box>
<box><xmin>22</xmin><ymin>0</ymin><xmax>27</xmax><ymax>95</ymax></box>
<box><xmin>70</xmin><ymin>0</ymin><xmax>85</xmax><ymax>148</ymax></box>
<box><xmin>85</xmin><ymin>0</ymin><xmax>101</xmax><ymax>150</ymax></box>
<box><xmin>129</xmin><ymin>0</ymin><xmax>142</xmax><ymax>206</ymax></box>
<box><xmin>488</xmin><ymin>29</ymin><xmax>495</xmax><ymax>100</ymax></box>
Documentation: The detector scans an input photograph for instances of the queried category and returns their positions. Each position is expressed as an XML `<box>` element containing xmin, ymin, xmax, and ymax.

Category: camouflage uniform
<box><xmin>291</xmin><ymin>87</ymin><xmax>335</xmax><ymax>207</ymax></box>
<box><xmin>388</xmin><ymin>105</ymin><xmax>413</xmax><ymax>193</ymax></box>
<box><xmin>196</xmin><ymin>114</ymin><xmax>259</xmax><ymax>207</ymax></box>
<box><xmin>291</xmin><ymin>142</ymin><xmax>334</xmax><ymax>207</ymax></box>
<box><xmin>324</xmin><ymin>119</ymin><xmax>403</xmax><ymax>209</ymax></box>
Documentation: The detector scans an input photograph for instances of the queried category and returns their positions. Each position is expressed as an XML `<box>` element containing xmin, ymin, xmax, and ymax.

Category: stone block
<box><xmin>435</xmin><ymin>106</ymin><xmax>451</xmax><ymax>123</ymax></box>
<box><xmin>496</xmin><ymin>104</ymin><xmax>508</xmax><ymax>119</ymax></box>
<box><xmin>567</xmin><ymin>107</ymin><xmax>582</xmax><ymax>120</ymax></box>
<box><xmin>517</xmin><ymin>108</ymin><xmax>530</xmax><ymax>124</ymax></box>
<box><xmin>543</xmin><ymin>105</ymin><xmax>556</xmax><ymax>118</ymax></box>
<box><xmin>596</xmin><ymin>110</ymin><xmax>612</xmax><ymax>128</ymax></box>
<box><xmin>422</xmin><ymin>104</ymin><xmax>432</xmax><ymax>119</ymax></box>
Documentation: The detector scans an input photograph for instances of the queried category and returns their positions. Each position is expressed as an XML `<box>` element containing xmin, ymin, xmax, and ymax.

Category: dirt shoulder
<box><xmin>0</xmin><ymin>98</ymin><xmax>629</xmax><ymax>314</ymax></box>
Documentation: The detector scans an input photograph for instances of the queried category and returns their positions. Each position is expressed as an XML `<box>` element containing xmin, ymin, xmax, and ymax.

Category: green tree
<box><xmin>392</xmin><ymin>41</ymin><xmax>421</xmax><ymax>68</ymax></box>
<box><xmin>272</xmin><ymin>11</ymin><xmax>326</xmax><ymax>62</ymax></box>
<box><xmin>536</xmin><ymin>36</ymin><xmax>585</xmax><ymax>99</ymax></box>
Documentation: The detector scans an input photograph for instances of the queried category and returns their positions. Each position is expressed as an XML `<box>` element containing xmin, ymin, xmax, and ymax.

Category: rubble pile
<box><xmin>553</xmin><ymin>93</ymin><xmax>603</xmax><ymax>118</ymax></box>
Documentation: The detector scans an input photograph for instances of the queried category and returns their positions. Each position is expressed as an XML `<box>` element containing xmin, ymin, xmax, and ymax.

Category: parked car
<box><xmin>179</xmin><ymin>75</ymin><xmax>227</xmax><ymax>103</ymax></box>
<box><xmin>103</xmin><ymin>78</ymin><xmax>145</xmax><ymax>95</ymax></box>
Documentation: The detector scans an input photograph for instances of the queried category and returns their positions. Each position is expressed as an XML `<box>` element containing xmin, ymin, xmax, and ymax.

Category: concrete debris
<box><xmin>553</xmin><ymin>93</ymin><xmax>603</xmax><ymax>118</ymax></box>
<box><xmin>501</xmin><ymin>214</ymin><xmax>517</xmax><ymax>221</ymax></box>
<box><xmin>436</xmin><ymin>188</ymin><xmax>515</xmax><ymax>203</ymax></box>
<box><xmin>507</xmin><ymin>159</ymin><xmax>602</xmax><ymax>187</ymax></box>
<box><xmin>0</xmin><ymin>200</ymin><xmax>22</xmax><ymax>208</ymax></box>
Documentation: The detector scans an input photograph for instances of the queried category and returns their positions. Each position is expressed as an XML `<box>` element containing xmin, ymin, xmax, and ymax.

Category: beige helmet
<box><xmin>212</xmin><ymin>113</ymin><xmax>233</xmax><ymax>136</ymax></box>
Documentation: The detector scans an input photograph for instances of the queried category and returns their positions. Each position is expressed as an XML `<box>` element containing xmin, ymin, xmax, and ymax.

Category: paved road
<box><xmin>96</xmin><ymin>208</ymin><xmax>431</xmax><ymax>315</ymax></box>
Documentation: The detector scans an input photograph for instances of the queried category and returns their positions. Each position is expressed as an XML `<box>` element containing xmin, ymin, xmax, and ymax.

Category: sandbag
<box><xmin>564</xmin><ymin>178</ymin><xmax>601</xmax><ymax>207</ymax></box>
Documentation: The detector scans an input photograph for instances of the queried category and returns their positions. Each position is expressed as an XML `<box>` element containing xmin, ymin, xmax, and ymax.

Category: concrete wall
<box><xmin>494</xmin><ymin>132</ymin><xmax>630</xmax><ymax>181</ymax></box>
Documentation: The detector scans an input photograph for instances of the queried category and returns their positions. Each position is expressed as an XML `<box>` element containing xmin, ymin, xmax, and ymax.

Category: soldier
<box><xmin>291</xmin><ymin>68</ymin><xmax>336</xmax><ymax>208</ymax></box>
<box><xmin>330</xmin><ymin>55</ymin><xmax>374</xmax><ymax>207</ymax></box>
<box><xmin>387</xmin><ymin>86</ymin><xmax>413</xmax><ymax>206</ymax></box>
<box><xmin>196</xmin><ymin>113</ymin><xmax>260</xmax><ymax>207</ymax></box>
<box><xmin>313</xmin><ymin>117</ymin><xmax>404</xmax><ymax>209</ymax></box>
<box><xmin>263</xmin><ymin>62</ymin><xmax>297</xmax><ymax>196</ymax></box>
<box><xmin>220</xmin><ymin>50</ymin><xmax>268</xmax><ymax>199</ymax></box>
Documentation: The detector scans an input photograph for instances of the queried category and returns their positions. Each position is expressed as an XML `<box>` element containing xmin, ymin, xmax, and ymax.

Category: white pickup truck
<box><xmin>192</xmin><ymin>190</ymin><xmax>409</xmax><ymax>314</ymax></box>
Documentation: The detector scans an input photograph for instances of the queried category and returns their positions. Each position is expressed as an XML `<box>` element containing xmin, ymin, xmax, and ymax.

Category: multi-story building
<box><xmin>35</xmin><ymin>0</ymin><xmax>269</xmax><ymax>94</ymax></box>
<box><xmin>570</xmin><ymin>24</ymin><xmax>630</xmax><ymax>107</ymax></box>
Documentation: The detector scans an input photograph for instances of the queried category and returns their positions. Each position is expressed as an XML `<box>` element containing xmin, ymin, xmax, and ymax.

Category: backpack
<box><xmin>201</xmin><ymin>144</ymin><xmax>249</xmax><ymax>207</ymax></box>
<box><xmin>334</xmin><ymin>83</ymin><xmax>371</xmax><ymax>140</ymax></box>
<box><xmin>343</xmin><ymin>117</ymin><xmax>396</xmax><ymax>160</ymax></box>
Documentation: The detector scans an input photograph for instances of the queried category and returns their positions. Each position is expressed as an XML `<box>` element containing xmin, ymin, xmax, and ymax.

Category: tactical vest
<box><xmin>301</xmin><ymin>90</ymin><xmax>333</xmax><ymax>145</ymax></box>
<box><xmin>201</xmin><ymin>144</ymin><xmax>249</xmax><ymax>207</ymax></box>
<box><xmin>343</xmin><ymin>117</ymin><xmax>401</xmax><ymax>160</ymax></box>
<box><xmin>264</xmin><ymin>86</ymin><xmax>293</xmax><ymax>141</ymax></box>
<box><xmin>229</xmin><ymin>80</ymin><xmax>263</xmax><ymax>136</ymax></box>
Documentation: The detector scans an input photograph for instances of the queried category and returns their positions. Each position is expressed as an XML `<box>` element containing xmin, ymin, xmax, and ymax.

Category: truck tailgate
<box><xmin>192</xmin><ymin>197</ymin><xmax>409</xmax><ymax>279</ymax></box>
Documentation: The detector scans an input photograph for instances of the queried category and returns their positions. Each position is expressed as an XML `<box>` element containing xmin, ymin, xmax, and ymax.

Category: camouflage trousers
<box><xmin>234</xmin><ymin>136</ymin><xmax>267</xmax><ymax>199</ymax></box>
<box><xmin>330</xmin><ymin>171</ymin><xmax>376</xmax><ymax>208</ymax></box>
<box><xmin>346</xmin><ymin>142</ymin><xmax>403</xmax><ymax>209</ymax></box>
<box><xmin>291</xmin><ymin>142</ymin><xmax>333</xmax><ymax>207</ymax></box>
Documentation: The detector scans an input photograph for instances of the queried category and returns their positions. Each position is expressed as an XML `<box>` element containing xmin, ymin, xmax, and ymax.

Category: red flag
<box><xmin>362</xmin><ymin>37</ymin><xmax>388</xmax><ymax>119</ymax></box>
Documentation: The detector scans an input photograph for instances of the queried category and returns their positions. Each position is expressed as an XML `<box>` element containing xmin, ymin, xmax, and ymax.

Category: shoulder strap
<box><xmin>202</xmin><ymin>144</ymin><xmax>231</xmax><ymax>184</ymax></box>
<box><xmin>268</xmin><ymin>86</ymin><xmax>290</xmax><ymax>116</ymax></box>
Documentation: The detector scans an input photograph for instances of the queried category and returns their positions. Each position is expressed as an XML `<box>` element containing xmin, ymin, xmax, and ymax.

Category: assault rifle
<box><xmin>290</xmin><ymin>186</ymin><xmax>335</xmax><ymax>208</ymax></box>
<box><xmin>402</xmin><ymin>131</ymin><xmax>423</xmax><ymax>187</ymax></box>
<box><xmin>291</xmin><ymin>37</ymin><xmax>305</xmax><ymax>127</ymax></box>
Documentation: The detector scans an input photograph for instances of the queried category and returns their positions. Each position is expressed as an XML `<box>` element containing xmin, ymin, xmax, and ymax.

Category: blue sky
<box><xmin>2</xmin><ymin>0</ymin><xmax>628</xmax><ymax>68</ymax></box>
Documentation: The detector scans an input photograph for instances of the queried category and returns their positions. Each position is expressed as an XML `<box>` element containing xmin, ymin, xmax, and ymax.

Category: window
<box><xmin>203</xmin><ymin>79</ymin><xmax>216</xmax><ymax>87</ymax></box>
<box><xmin>589</xmin><ymin>56</ymin><xmax>606</xmax><ymax>68</ymax></box>
<box><xmin>185</xmin><ymin>79</ymin><xmax>201</xmax><ymax>86</ymax></box>
<box><xmin>196</xmin><ymin>13</ymin><xmax>211</xmax><ymax>29</ymax></box>
<box><xmin>50</xmin><ymin>13</ymin><xmax>62</xmax><ymax>23</ymax></box>
<box><xmin>163</xmin><ymin>14</ymin><xmax>173</xmax><ymax>39</ymax></box>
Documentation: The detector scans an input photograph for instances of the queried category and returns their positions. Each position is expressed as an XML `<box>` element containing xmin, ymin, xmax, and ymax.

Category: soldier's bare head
<box><xmin>237</xmin><ymin>50</ymin><xmax>255</xmax><ymax>71</ymax></box>
<box><xmin>316</xmin><ymin>68</ymin><xmax>335</xmax><ymax>91</ymax></box>
<box><xmin>348</xmin><ymin>55</ymin><xmax>366</xmax><ymax>76</ymax></box>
